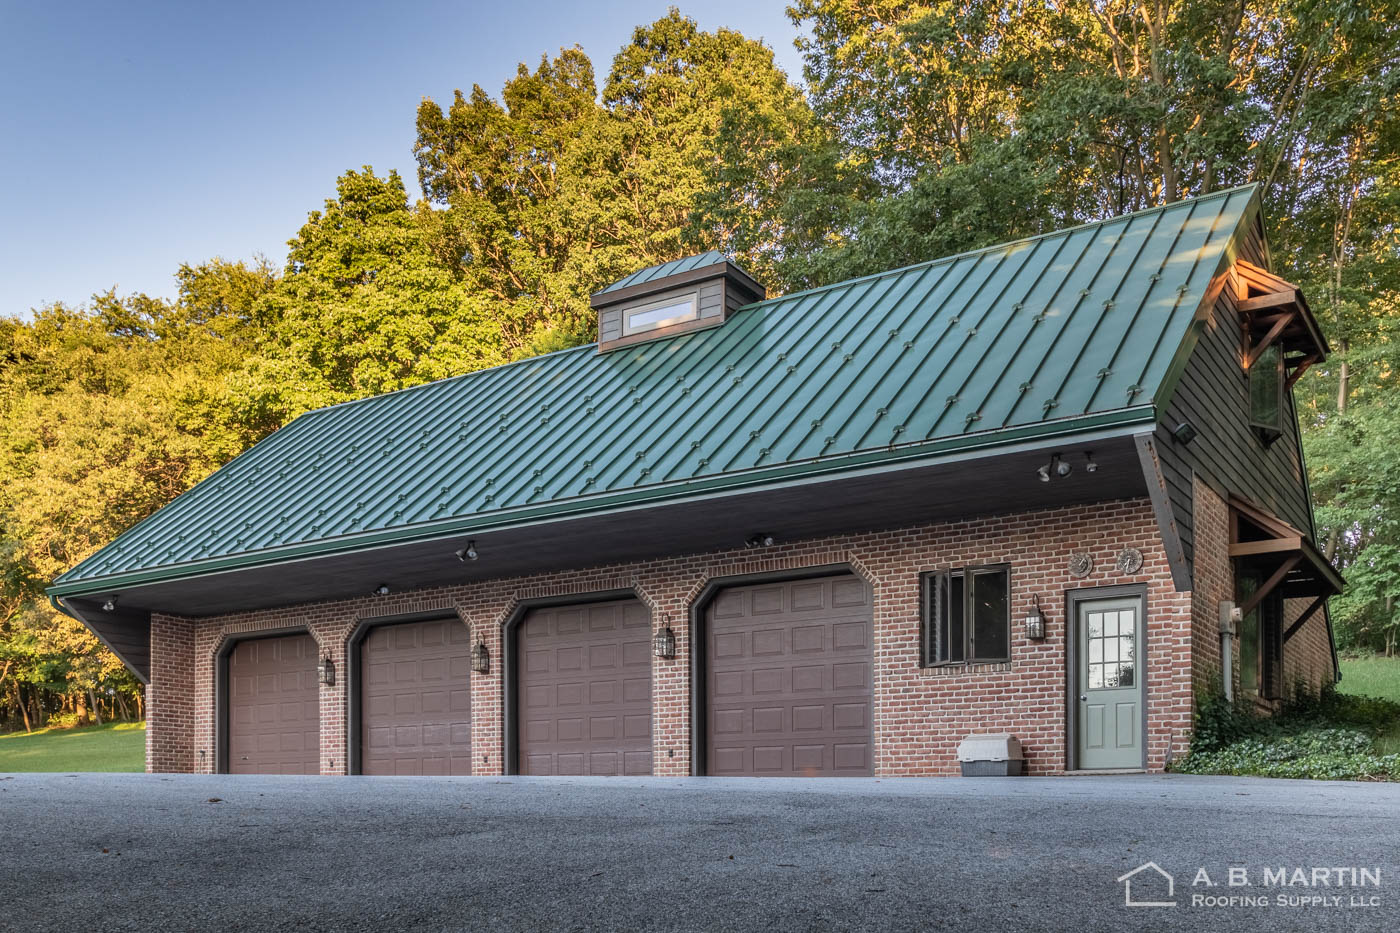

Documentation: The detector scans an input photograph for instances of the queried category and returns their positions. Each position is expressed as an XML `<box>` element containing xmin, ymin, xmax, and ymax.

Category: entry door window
<box><xmin>1086</xmin><ymin>608</ymin><xmax>1135</xmax><ymax>688</ymax></box>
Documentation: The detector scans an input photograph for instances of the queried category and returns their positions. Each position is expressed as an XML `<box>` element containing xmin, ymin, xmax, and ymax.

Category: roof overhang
<box><xmin>50</xmin><ymin>407</ymin><xmax>1155</xmax><ymax>602</ymax></box>
<box><xmin>1233</xmin><ymin>261</ymin><xmax>1329</xmax><ymax>387</ymax></box>
<box><xmin>50</xmin><ymin>427</ymin><xmax>1152</xmax><ymax>620</ymax></box>
<box><xmin>1228</xmin><ymin>495</ymin><xmax>1343</xmax><ymax>645</ymax></box>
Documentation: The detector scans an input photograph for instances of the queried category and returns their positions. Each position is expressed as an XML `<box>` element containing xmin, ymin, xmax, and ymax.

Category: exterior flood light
<box><xmin>470</xmin><ymin>641</ymin><xmax>490</xmax><ymax>675</ymax></box>
<box><xmin>745</xmin><ymin>533</ymin><xmax>775</xmax><ymax>549</ymax></box>
<box><xmin>317</xmin><ymin>656</ymin><xmax>336</xmax><ymax>687</ymax></box>
<box><xmin>374</xmin><ymin>584</ymin><xmax>390</xmax><ymax>596</ymax></box>
<box><xmin>102</xmin><ymin>597</ymin><xmax>117</xmax><ymax>612</ymax></box>
<box><xmin>1024</xmin><ymin>595</ymin><xmax>1048</xmax><ymax>641</ymax></box>
<box><xmin>1037</xmin><ymin>463</ymin><xmax>1050</xmax><ymax>483</ymax></box>
<box><xmin>1055</xmin><ymin>454</ymin><xmax>1072</xmax><ymax>477</ymax></box>
<box><xmin>455</xmin><ymin>541</ymin><xmax>479</xmax><ymax>562</ymax></box>
<box><xmin>653</xmin><ymin>625</ymin><xmax>677</xmax><ymax>660</ymax></box>
<box><xmin>1085</xmin><ymin>451</ymin><xmax>1097</xmax><ymax>473</ymax></box>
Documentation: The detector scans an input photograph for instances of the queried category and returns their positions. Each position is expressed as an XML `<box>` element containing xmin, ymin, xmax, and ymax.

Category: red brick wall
<box><xmin>1191</xmin><ymin>478</ymin><xmax>1231</xmax><ymax>700</ymax></box>
<box><xmin>147</xmin><ymin>614</ymin><xmax>194</xmax><ymax>773</ymax></box>
<box><xmin>146</xmin><ymin>496</ymin><xmax>1193</xmax><ymax>776</ymax></box>
<box><xmin>1282</xmin><ymin>597</ymin><xmax>1335</xmax><ymax>695</ymax></box>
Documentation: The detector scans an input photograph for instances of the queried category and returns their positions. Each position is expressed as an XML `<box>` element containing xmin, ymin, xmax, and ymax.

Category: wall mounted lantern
<box><xmin>470</xmin><ymin>641</ymin><xmax>490</xmax><ymax>675</ymax></box>
<box><xmin>652</xmin><ymin>625</ymin><xmax>677</xmax><ymax>660</ymax></box>
<box><xmin>1024</xmin><ymin>595</ymin><xmax>1048</xmax><ymax>641</ymax></box>
<box><xmin>317</xmin><ymin>656</ymin><xmax>336</xmax><ymax>686</ymax></box>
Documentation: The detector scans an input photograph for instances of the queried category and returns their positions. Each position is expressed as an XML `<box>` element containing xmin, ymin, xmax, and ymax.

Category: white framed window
<box><xmin>622</xmin><ymin>291</ymin><xmax>698</xmax><ymax>336</ymax></box>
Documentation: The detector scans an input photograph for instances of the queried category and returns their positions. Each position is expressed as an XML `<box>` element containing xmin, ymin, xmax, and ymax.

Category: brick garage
<box><xmin>55</xmin><ymin>190</ymin><xmax>1343</xmax><ymax>781</ymax></box>
<box><xmin>142</xmin><ymin>498</ymin><xmax>1197</xmax><ymax>776</ymax></box>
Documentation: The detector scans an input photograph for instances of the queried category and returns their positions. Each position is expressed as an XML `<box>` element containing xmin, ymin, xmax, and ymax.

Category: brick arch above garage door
<box><xmin>704</xmin><ymin>574</ymin><xmax>873</xmax><ymax>777</ymax></box>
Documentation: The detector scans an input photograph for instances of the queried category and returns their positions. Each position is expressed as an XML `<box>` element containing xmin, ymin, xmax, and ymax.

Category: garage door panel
<box><xmin>360</xmin><ymin>618</ymin><xmax>472</xmax><ymax>776</ymax></box>
<box><xmin>751</xmin><ymin>587</ymin><xmax>784</xmax><ymax>614</ymax></box>
<box><xmin>228</xmin><ymin>633</ymin><xmax>319</xmax><ymax>775</ymax></box>
<box><xmin>706</xmin><ymin>575</ymin><xmax>873</xmax><ymax>777</ymax></box>
<box><xmin>791</xmin><ymin>582</ymin><xmax>825</xmax><ymax>610</ymax></box>
<box><xmin>517</xmin><ymin>599</ymin><xmax>652</xmax><ymax>776</ymax></box>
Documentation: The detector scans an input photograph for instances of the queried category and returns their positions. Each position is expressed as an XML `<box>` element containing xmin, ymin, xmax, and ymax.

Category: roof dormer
<box><xmin>592</xmin><ymin>251</ymin><xmax>765</xmax><ymax>353</ymax></box>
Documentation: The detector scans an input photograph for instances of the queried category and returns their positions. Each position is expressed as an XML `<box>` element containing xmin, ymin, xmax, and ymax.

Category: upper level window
<box><xmin>921</xmin><ymin>564</ymin><xmax>1011</xmax><ymax>665</ymax></box>
<box><xmin>1248</xmin><ymin>342</ymin><xmax>1284</xmax><ymax>443</ymax></box>
<box><xmin>622</xmin><ymin>292</ymin><xmax>698</xmax><ymax>336</ymax></box>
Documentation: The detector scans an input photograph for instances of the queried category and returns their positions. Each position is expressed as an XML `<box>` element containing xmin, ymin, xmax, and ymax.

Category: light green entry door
<box><xmin>1075</xmin><ymin>596</ymin><xmax>1144</xmax><ymax>769</ymax></box>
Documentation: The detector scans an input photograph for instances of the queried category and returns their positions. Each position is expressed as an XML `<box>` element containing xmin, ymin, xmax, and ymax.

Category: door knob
<box><xmin>1079</xmin><ymin>694</ymin><xmax>1087</xmax><ymax>702</ymax></box>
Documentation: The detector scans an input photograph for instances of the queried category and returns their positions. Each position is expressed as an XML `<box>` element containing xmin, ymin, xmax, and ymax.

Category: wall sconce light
<box><xmin>1172</xmin><ymin>421</ymin><xmax>1198</xmax><ymax>445</ymax></box>
<box><xmin>374</xmin><ymin>584</ymin><xmax>390</xmax><ymax>596</ymax></box>
<box><xmin>470</xmin><ymin>641</ymin><xmax>490</xmax><ymax>674</ymax></box>
<box><xmin>455</xmin><ymin>541</ymin><xmax>478</xmax><ymax>562</ymax></box>
<box><xmin>1024</xmin><ymin>595</ymin><xmax>1047</xmax><ymax>641</ymax></box>
<box><xmin>101</xmin><ymin>597</ymin><xmax>117</xmax><ymax>612</ymax></box>
<box><xmin>317</xmin><ymin>656</ymin><xmax>336</xmax><ymax>686</ymax></box>
<box><xmin>653</xmin><ymin>624</ymin><xmax>677</xmax><ymax>659</ymax></box>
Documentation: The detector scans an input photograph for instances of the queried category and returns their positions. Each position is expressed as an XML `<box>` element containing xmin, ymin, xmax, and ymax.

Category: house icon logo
<box><xmin>1116</xmin><ymin>862</ymin><xmax>1177</xmax><ymax>907</ymax></box>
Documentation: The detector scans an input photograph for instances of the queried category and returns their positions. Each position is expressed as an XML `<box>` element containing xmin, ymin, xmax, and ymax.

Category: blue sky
<box><xmin>0</xmin><ymin>1</ymin><xmax>804</xmax><ymax>317</ymax></box>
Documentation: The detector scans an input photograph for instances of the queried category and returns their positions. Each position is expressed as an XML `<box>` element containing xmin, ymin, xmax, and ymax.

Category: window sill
<box><xmin>922</xmin><ymin>660</ymin><xmax>1013</xmax><ymax>675</ymax></box>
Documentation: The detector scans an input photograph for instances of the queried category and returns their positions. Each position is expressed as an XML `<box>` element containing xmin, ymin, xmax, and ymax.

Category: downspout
<box><xmin>1218</xmin><ymin>600</ymin><xmax>1240</xmax><ymax>702</ymax></box>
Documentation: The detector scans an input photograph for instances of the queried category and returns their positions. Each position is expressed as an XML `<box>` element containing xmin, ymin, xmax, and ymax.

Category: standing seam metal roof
<box><xmin>52</xmin><ymin>186</ymin><xmax>1259</xmax><ymax>591</ymax></box>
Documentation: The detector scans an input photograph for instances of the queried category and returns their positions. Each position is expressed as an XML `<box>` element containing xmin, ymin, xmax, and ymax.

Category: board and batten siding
<box><xmin>1153</xmin><ymin>240</ymin><xmax>1314</xmax><ymax>573</ymax></box>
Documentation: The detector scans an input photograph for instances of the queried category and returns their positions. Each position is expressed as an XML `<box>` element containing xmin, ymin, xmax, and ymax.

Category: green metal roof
<box><xmin>596</xmin><ymin>251</ymin><xmax>728</xmax><ymax>294</ymax></box>
<box><xmin>51</xmin><ymin>186</ymin><xmax>1260</xmax><ymax>594</ymax></box>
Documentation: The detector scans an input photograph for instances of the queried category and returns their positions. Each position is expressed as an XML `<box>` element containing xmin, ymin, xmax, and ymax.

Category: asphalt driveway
<box><xmin>1</xmin><ymin>772</ymin><xmax>1396</xmax><ymax>932</ymax></box>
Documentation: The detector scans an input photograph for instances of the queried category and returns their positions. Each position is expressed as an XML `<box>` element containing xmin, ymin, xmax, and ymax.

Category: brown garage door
<box><xmin>707</xmin><ymin>575</ymin><xmax>873</xmax><ymax>776</ymax></box>
<box><xmin>361</xmin><ymin>618</ymin><xmax>473</xmax><ymax>775</ymax></box>
<box><xmin>227</xmin><ymin>633</ymin><xmax>320</xmax><ymax>774</ymax></box>
<box><xmin>517</xmin><ymin>599</ymin><xmax>652</xmax><ymax>776</ymax></box>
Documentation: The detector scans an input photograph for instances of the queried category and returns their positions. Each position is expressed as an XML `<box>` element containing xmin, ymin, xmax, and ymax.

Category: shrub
<box><xmin>1175</xmin><ymin>683</ymin><xmax>1400</xmax><ymax>781</ymax></box>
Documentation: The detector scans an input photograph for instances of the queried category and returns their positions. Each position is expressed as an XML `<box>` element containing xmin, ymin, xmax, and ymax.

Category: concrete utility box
<box><xmin>956</xmin><ymin>734</ymin><xmax>1024</xmax><ymax>776</ymax></box>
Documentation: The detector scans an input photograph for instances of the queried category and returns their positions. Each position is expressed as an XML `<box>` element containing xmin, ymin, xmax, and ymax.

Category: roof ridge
<box><xmin>739</xmin><ymin>184</ymin><xmax>1260</xmax><ymax>313</ymax></box>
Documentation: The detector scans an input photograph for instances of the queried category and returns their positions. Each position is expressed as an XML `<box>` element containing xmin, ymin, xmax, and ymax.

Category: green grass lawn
<box><xmin>1339</xmin><ymin>656</ymin><xmax>1400</xmax><ymax>755</ymax></box>
<box><xmin>1338</xmin><ymin>655</ymin><xmax>1400</xmax><ymax>704</ymax></box>
<box><xmin>0</xmin><ymin>721</ymin><xmax>145</xmax><ymax>772</ymax></box>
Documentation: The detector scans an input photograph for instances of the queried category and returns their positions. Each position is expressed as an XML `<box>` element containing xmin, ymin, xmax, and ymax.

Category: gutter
<box><xmin>49</xmin><ymin>407</ymin><xmax>1157</xmax><ymax>599</ymax></box>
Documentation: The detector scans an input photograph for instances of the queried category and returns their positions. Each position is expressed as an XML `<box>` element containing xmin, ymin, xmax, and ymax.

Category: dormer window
<box><xmin>592</xmin><ymin>251</ymin><xmax>764</xmax><ymax>353</ymax></box>
<box><xmin>623</xmin><ymin>291</ymin><xmax>699</xmax><ymax>336</ymax></box>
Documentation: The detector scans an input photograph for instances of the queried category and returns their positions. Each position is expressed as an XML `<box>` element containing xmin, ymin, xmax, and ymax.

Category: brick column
<box><xmin>147</xmin><ymin>614</ymin><xmax>195</xmax><ymax>773</ymax></box>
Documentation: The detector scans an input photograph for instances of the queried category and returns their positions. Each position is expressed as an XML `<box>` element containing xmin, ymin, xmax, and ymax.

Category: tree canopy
<box><xmin>2</xmin><ymin>3</ymin><xmax>1398</xmax><ymax>731</ymax></box>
